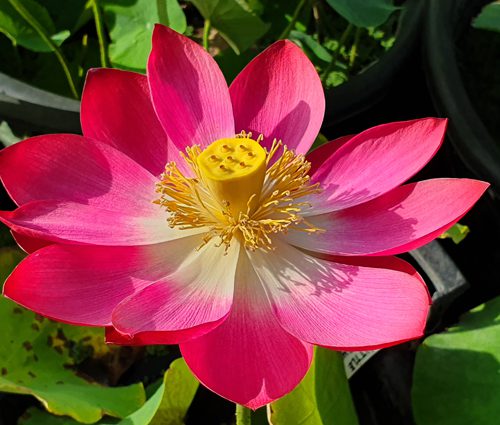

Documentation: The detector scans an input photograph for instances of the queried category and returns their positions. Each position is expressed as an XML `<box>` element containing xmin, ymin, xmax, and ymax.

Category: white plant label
<box><xmin>343</xmin><ymin>350</ymin><xmax>379</xmax><ymax>379</ymax></box>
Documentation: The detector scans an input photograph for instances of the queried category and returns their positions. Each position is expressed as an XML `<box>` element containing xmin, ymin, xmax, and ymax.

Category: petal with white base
<box><xmin>180</xmin><ymin>249</ymin><xmax>313</xmax><ymax>409</ymax></box>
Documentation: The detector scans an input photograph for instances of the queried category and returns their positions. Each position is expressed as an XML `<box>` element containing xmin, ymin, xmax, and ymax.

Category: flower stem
<box><xmin>202</xmin><ymin>19</ymin><xmax>211</xmax><ymax>52</ymax></box>
<box><xmin>90</xmin><ymin>0</ymin><xmax>109</xmax><ymax>68</ymax></box>
<box><xmin>236</xmin><ymin>404</ymin><xmax>252</xmax><ymax>425</ymax></box>
<box><xmin>279</xmin><ymin>0</ymin><xmax>308</xmax><ymax>40</ymax></box>
<box><xmin>320</xmin><ymin>22</ymin><xmax>354</xmax><ymax>83</ymax></box>
<box><xmin>7</xmin><ymin>0</ymin><xmax>79</xmax><ymax>99</ymax></box>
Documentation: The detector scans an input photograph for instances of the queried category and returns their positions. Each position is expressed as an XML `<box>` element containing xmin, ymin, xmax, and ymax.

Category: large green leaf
<box><xmin>0</xmin><ymin>250</ymin><xmax>146</xmax><ymax>424</ymax></box>
<box><xmin>270</xmin><ymin>347</ymin><xmax>359</xmax><ymax>425</ymax></box>
<box><xmin>325</xmin><ymin>0</ymin><xmax>398</xmax><ymax>28</ymax></box>
<box><xmin>161</xmin><ymin>0</ymin><xmax>187</xmax><ymax>33</ymax></box>
<box><xmin>473</xmin><ymin>1</ymin><xmax>500</xmax><ymax>33</ymax></box>
<box><xmin>19</xmin><ymin>408</ymin><xmax>82</xmax><ymax>425</ymax></box>
<box><xmin>102</xmin><ymin>0</ymin><xmax>186</xmax><ymax>72</ymax></box>
<box><xmin>114</xmin><ymin>357</ymin><xmax>198</xmax><ymax>425</ymax></box>
<box><xmin>190</xmin><ymin>0</ymin><xmax>269</xmax><ymax>54</ymax></box>
<box><xmin>412</xmin><ymin>296</ymin><xmax>500</xmax><ymax>425</ymax></box>
<box><xmin>0</xmin><ymin>0</ymin><xmax>70</xmax><ymax>52</ymax></box>
<box><xmin>19</xmin><ymin>358</ymin><xmax>198</xmax><ymax>425</ymax></box>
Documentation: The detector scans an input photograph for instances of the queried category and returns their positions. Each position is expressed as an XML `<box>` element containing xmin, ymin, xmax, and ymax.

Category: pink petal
<box><xmin>180</xmin><ymin>251</ymin><xmax>313</xmax><ymax>409</ymax></box>
<box><xmin>111</xmin><ymin>240</ymin><xmax>240</xmax><ymax>336</ymax></box>
<box><xmin>3</xmin><ymin>240</ymin><xmax>195</xmax><ymax>326</ymax></box>
<box><xmin>81</xmin><ymin>68</ymin><xmax>169</xmax><ymax>176</ymax></box>
<box><xmin>323</xmin><ymin>254</ymin><xmax>428</xmax><ymax>289</ymax></box>
<box><xmin>148</xmin><ymin>25</ymin><xmax>234</xmax><ymax>150</ymax></box>
<box><xmin>249</xmin><ymin>240</ymin><xmax>431</xmax><ymax>350</ymax></box>
<box><xmin>230</xmin><ymin>40</ymin><xmax>324</xmax><ymax>153</ymax></box>
<box><xmin>318</xmin><ymin>254</ymin><xmax>431</xmax><ymax>304</ymax></box>
<box><xmin>310</xmin><ymin>118</ymin><xmax>448</xmax><ymax>213</ymax></box>
<box><xmin>0</xmin><ymin>199</ymin><xmax>189</xmax><ymax>246</ymax></box>
<box><xmin>307</xmin><ymin>135</ymin><xmax>354</xmax><ymax>175</ymax></box>
<box><xmin>11</xmin><ymin>231</ymin><xmax>52</xmax><ymax>253</ymax></box>
<box><xmin>105</xmin><ymin>320</ymin><xmax>226</xmax><ymax>345</ymax></box>
<box><xmin>0</xmin><ymin>134</ymin><xmax>158</xmax><ymax>208</ymax></box>
<box><xmin>287</xmin><ymin>178</ymin><xmax>489</xmax><ymax>256</ymax></box>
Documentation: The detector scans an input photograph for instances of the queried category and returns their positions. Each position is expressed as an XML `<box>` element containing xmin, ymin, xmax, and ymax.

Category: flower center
<box><xmin>155</xmin><ymin>133</ymin><xmax>323</xmax><ymax>251</ymax></box>
<box><xmin>197</xmin><ymin>137</ymin><xmax>267</xmax><ymax>217</ymax></box>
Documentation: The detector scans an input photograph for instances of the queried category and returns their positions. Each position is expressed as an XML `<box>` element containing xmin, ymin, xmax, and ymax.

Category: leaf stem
<box><xmin>77</xmin><ymin>34</ymin><xmax>89</xmax><ymax>79</ymax></box>
<box><xmin>202</xmin><ymin>19</ymin><xmax>211</xmax><ymax>51</ymax></box>
<box><xmin>320</xmin><ymin>22</ymin><xmax>353</xmax><ymax>83</ymax></box>
<box><xmin>7</xmin><ymin>0</ymin><xmax>79</xmax><ymax>99</ymax></box>
<box><xmin>311</xmin><ymin>0</ymin><xmax>323</xmax><ymax>42</ymax></box>
<box><xmin>90</xmin><ymin>0</ymin><xmax>109</xmax><ymax>68</ymax></box>
<box><xmin>279</xmin><ymin>0</ymin><xmax>308</xmax><ymax>40</ymax></box>
<box><xmin>236</xmin><ymin>404</ymin><xmax>252</xmax><ymax>425</ymax></box>
<box><xmin>349</xmin><ymin>26</ymin><xmax>362</xmax><ymax>68</ymax></box>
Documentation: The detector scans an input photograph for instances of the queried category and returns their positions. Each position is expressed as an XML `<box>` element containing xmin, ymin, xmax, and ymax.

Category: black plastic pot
<box><xmin>349</xmin><ymin>240</ymin><xmax>469</xmax><ymax>425</ymax></box>
<box><xmin>0</xmin><ymin>72</ymin><xmax>80</xmax><ymax>134</ymax></box>
<box><xmin>322</xmin><ymin>0</ymin><xmax>425</xmax><ymax>136</ymax></box>
<box><xmin>423</xmin><ymin>0</ymin><xmax>500</xmax><ymax>194</ymax></box>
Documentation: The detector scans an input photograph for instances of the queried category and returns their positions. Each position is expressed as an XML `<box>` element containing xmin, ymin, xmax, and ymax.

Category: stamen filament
<box><xmin>155</xmin><ymin>135</ymin><xmax>323</xmax><ymax>251</ymax></box>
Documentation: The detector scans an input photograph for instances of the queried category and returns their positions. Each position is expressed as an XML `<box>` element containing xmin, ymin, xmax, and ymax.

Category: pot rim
<box><xmin>423</xmin><ymin>0</ymin><xmax>500</xmax><ymax>193</ymax></box>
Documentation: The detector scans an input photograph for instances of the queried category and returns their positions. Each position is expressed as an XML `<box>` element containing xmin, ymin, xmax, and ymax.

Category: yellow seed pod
<box><xmin>197</xmin><ymin>137</ymin><xmax>266</xmax><ymax>217</ymax></box>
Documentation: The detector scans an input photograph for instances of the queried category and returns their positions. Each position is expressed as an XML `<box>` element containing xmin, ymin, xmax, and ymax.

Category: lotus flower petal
<box><xmin>11</xmin><ymin>231</ymin><xmax>51</xmax><ymax>253</ymax></box>
<box><xmin>3</xmin><ymin>241</ymin><xmax>189</xmax><ymax>326</ymax></box>
<box><xmin>111</xmin><ymin>239</ymin><xmax>239</xmax><ymax>336</ymax></box>
<box><xmin>0</xmin><ymin>200</ymin><xmax>198</xmax><ymax>246</ymax></box>
<box><xmin>285</xmin><ymin>179</ymin><xmax>489</xmax><ymax>256</ymax></box>
<box><xmin>180</xmin><ymin>251</ymin><xmax>313</xmax><ymax>409</ymax></box>
<box><xmin>309</xmin><ymin>118</ymin><xmax>447</xmax><ymax>214</ymax></box>
<box><xmin>249</xmin><ymin>240</ymin><xmax>430</xmax><ymax>350</ymax></box>
<box><xmin>0</xmin><ymin>134</ymin><xmax>158</xmax><ymax>207</ymax></box>
<box><xmin>81</xmin><ymin>68</ymin><xmax>170</xmax><ymax>176</ymax></box>
<box><xmin>307</xmin><ymin>134</ymin><xmax>354</xmax><ymax>175</ymax></box>
<box><xmin>148</xmin><ymin>25</ymin><xmax>234</xmax><ymax>150</ymax></box>
<box><xmin>230</xmin><ymin>40</ymin><xmax>324</xmax><ymax>153</ymax></box>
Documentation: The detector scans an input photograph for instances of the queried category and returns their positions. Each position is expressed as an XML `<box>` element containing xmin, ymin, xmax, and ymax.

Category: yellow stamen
<box><xmin>155</xmin><ymin>133</ymin><xmax>323</xmax><ymax>251</ymax></box>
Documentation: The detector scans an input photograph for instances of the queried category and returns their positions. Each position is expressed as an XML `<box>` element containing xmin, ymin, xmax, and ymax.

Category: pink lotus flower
<box><xmin>0</xmin><ymin>25</ymin><xmax>488</xmax><ymax>408</ymax></box>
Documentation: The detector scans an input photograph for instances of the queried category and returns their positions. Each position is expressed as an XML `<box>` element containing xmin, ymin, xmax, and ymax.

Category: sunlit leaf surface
<box><xmin>0</xmin><ymin>248</ymin><xmax>146</xmax><ymax>424</ymax></box>
<box><xmin>270</xmin><ymin>347</ymin><xmax>359</xmax><ymax>425</ymax></box>
<box><xmin>0</xmin><ymin>0</ymin><xmax>70</xmax><ymax>52</ymax></box>
<box><xmin>18</xmin><ymin>358</ymin><xmax>198</xmax><ymax>425</ymax></box>
<box><xmin>191</xmin><ymin>0</ymin><xmax>269</xmax><ymax>54</ymax></box>
<box><xmin>413</xmin><ymin>296</ymin><xmax>500</xmax><ymax>425</ymax></box>
<box><xmin>102</xmin><ymin>0</ymin><xmax>186</xmax><ymax>72</ymax></box>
